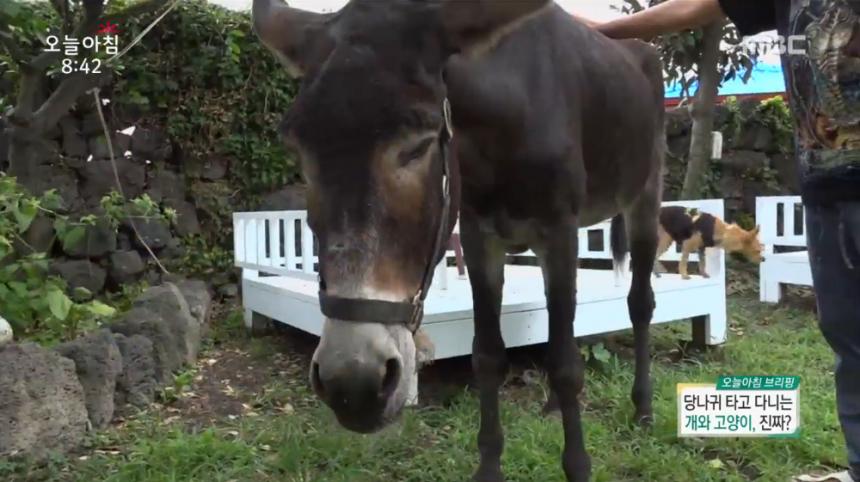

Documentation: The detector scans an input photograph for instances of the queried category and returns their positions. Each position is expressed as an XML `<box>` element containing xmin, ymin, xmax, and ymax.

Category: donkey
<box><xmin>252</xmin><ymin>1</ymin><xmax>665</xmax><ymax>480</ymax></box>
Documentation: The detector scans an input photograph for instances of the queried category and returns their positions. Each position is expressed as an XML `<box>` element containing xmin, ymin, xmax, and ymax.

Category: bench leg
<box><xmin>244</xmin><ymin>309</ymin><xmax>274</xmax><ymax>336</ymax></box>
<box><xmin>760</xmin><ymin>276</ymin><xmax>783</xmax><ymax>303</ymax></box>
<box><xmin>405</xmin><ymin>369</ymin><xmax>419</xmax><ymax>407</ymax></box>
<box><xmin>692</xmin><ymin>310</ymin><xmax>727</xmax><ymax>348</ymax></box>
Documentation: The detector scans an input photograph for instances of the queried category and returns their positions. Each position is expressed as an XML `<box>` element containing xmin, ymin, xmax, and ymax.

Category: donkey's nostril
<box><xmin>380</xmin><ymin>358</ymin><xmax>401</xmax><ymax>398</ymax></box>
<box><xmin>311</xmin><ymin>361</ymin><xmax>325</xmax><ymax>396</ymax></box>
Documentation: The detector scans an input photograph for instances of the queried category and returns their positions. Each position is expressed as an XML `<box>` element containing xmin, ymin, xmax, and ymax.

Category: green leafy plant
<box><xmin>101</xmin><ymin>191</ymin><xmax>175</xmax><ymax>226</ymax></box>
<box><xmin>756</xmin><ymin>96</ymin><xmax>794</xmax><ymax>154</ymax></box>
<box><xmin>173</xmin><ymin>235</ymin><xmax>233</xmax><ymax>279</ymax></box>
<box><xmin>0</xmin><ymin>177</ymin><xmax>118</xmax><ymax>344</ymax></box>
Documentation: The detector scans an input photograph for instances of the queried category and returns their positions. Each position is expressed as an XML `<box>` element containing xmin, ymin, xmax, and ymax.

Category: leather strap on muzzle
<box><xmin>317</xmin><ymin>98</ymin><xmax>455</xmax><ymax>333</ymax></box>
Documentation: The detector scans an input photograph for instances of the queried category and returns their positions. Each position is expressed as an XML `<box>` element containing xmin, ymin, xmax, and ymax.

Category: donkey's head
<box><xmin>253</xmin><ymin>0</ymin><xmax>550</xmax><ymax>433</ymax></box>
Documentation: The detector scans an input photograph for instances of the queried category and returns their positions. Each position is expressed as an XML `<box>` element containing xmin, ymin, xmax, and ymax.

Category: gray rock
<box><xmin>164</xmin><ymin>199</ymin><xmax>200</xmax><ymax>237</ymax></box>
<box><xmin>666</xmin><ymin>133</ymin><xmax>691</xmax><ymax>159</ymax></box>
<box><xmin>665</xmin><ymin>107</ymin><xmax>692</xmax><ymax>137</ymax></box>
<box><xmin>113</xmin><ymin>333</ymin><xmax>157</xmax><ymax>410</ymax></box>
<box><xmin>132</xmin><ymin>283</ymin><xmax>200</xmax><ymax>365</ymax></box>
<box><xmin>259</xmin><ymin>184</ymin><xmax>307</xmax><ymax>211</ymax></box>
<box><xmin>80</xmin><ymin>111</ymin><xmax>104</xmax><ymax>136</ymax></box>
<box><xmin>87</xmin><ymin>135</ymin><xmax>113</xmax><ymax>160</ymax></box>
<box><xmin>123</xmin><ymin>217</ymin><xmax>171</xmax><ymax>250</ymax></box>
<box><xmin>142</xmin><ymin>269</ymin><xmax>162</xmax><ymax>287</ymax></box>
<box><xmin>742</xmin><ymin>180</ymin><xmax>783</xmax><ymax>215</ymax></box>
<box><xmin>732</xmin><ymin>121</ymin><xmax>772</xmax><ymax>151</ymax></box>
<box><xmin>217</xmin><ymin>283</ymin><xmax>239</xmax><ymax>298</ymax></box>
<box><xmin>159</xmin><ymin>237</ymin><xmax>185</xmax><ymax>259</ymax></box>
<box><xmin>712</xmin><ymin>103</ymin><xmax>732</xmax><ymax>130</ymax></box>
<box><xmin>60</xmin><ymin>117</ymin><xmax>87</xmax><ymax>159</ymax></box>
<box><xmin>54</xmin><ymin>329</ymin><xmax>123</xmax><ymax>429</ymax></box>
<box><xmin>117</xmin><ymin>231</ymin><xmax>133</xmax><ymax>251</ymax></box>
<box><xmin>114</xmin><ymin>132</ymin><xmax>132</xmax><ymax>154</ymax></box>
<box><xmin>719</xmin><ymin>174</ymin><xmax>744</xmax><ymax>200</ymax></box>
<box><xmin>0</xmin><ymin>343</ymin><xmax>89</xmax><ymax>459</ymax></box>
<box><xmin>772</xmin><ymin>152</ymin><xmax>800</xmax><ymax>192</ymax></box>
<box><xmin>145</xmin><ymin>168</ymin><xmax>186</xmax><ymax>202</ymax></box>
<box><xmin>78</xmin><ymin>159</ymin><xmax>145</xmax><ymax>203</ymax></box>
<box><xmin>175</xmin><ymin>279</ymin><xmax>212</xmax><ymax>327</ymax></box>
<box><xmin>201</xmin><ymin>156</ymin><xmax>229</xmax><ymax>181</ymax></box>
<box><xmin>13</xmin><ymin>215</ymin><xmax>55</xmax><ymax>255</ymax></box>
<box><xmin>109</xmin><ymin>307</ymin><xmax>179</xmax><ymax>384</ymax></box>
<box><xmin>720</xmin><ymin>150</ymin><xmax>770</xmax><ymax>173</ymax></box>
<box><xmin>131</xmin><ymin>128</ymin><xmax>170</xmax><ymax>161</ymax></box>
<box><xmin>109</xmin><ymin>250</ymin><xmax>145</xmax><ymax>285</ymax></box>
<box><xmin>26</xmin><ymin>166</ymin><xmax>84</xmax><ymax>214</ymax></box>
<box><xmin>51</xmin><ymin>259</ymin><xmax>107</xmax><ymax>294</ymax></box>
<box><xmin>62</xmin><ymin>218</ymin><xmax>116</xmax><ymax>258</ymax></box>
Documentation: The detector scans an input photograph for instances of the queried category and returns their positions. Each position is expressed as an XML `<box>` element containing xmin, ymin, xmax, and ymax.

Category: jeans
<box><xmin>805</xmin><ymin>201</ymin><xmax>860</xmax><ymax>479</ymax></box>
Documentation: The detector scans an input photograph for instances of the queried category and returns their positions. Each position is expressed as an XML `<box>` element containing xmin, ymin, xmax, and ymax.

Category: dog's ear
<box><xmin>752</xmin><ymin>225</ymin><xmax>761</xmax><ymax>235</ymax></box>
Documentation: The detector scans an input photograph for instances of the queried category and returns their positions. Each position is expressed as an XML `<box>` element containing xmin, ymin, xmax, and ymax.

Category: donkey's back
<box><xmin>446</xmin><ymin>3</ymin><xmax>664</xmax><ymax>228</ymax></box>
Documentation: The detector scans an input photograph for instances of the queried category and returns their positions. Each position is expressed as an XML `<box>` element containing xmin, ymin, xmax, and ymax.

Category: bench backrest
<box><xmin>234</xmin><ymin>199</ymin><xmax>726</xmax><ymax>279</ymax></box>
<box><xmin>755</xmin><ymin>195</ymin><xmax>806</xmax><ymax>252</ymax></box>
<box><xmin>233</xmin><ymin>210</ymin><xmax>318</xmax><ymax>280</ymax></box>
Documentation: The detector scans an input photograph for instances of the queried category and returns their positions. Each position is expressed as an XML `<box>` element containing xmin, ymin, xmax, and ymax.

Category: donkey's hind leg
<box><xmin>624</xmin><ymin>197</ymin><xmax>659</xmax><ymax>426</ymax></box>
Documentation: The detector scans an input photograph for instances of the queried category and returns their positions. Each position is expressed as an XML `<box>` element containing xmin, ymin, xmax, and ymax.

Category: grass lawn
<box><xmin>0</xmin><ymin>284</ymin><xmax>849</xmax><ymax>482</ymax></box>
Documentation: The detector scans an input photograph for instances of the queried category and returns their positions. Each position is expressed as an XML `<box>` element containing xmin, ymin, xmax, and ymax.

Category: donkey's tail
<box><xmin>610</xmin><ymin>214</ymin><xmax>629</xmax><ymax>287</ymax></box>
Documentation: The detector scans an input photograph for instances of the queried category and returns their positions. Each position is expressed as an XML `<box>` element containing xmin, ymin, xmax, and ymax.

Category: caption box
<box><xmin>677</xmin><ymin>376</ymin><xmax>800</xmax><ymax>438</ymax></box>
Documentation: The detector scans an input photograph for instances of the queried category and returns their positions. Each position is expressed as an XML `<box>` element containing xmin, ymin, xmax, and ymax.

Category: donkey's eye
<box><xmin>398</xmin><ymin>137</ymin><xmax>435</xmax><ymax>167</ymax></box>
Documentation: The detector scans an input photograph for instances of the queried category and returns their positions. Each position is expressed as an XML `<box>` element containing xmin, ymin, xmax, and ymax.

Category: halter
<box><xmin>317</xmin><ymin>98</ymin><xmax>455</xmax><ymax>333</ymax></box>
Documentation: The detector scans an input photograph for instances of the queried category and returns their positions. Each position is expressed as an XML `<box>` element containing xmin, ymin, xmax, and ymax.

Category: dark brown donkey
<box><xmin>252</xmin><ymin>1</ymin><xmax>664</xmax><ymax>480</ymax></box>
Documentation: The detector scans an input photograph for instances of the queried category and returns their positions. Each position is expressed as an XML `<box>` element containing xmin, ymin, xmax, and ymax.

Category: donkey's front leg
<box><xmin>540</xmin><ymin>221</ymin><xmax>590</xmax><ymax>482</ymax></box>
<box><xmin>461</xmin><ymin>216</ymin><xmax>508</xmax><ymax>482</ymax></box>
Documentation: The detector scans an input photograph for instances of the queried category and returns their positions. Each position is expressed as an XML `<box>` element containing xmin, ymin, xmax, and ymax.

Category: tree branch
<box><xmin>26</xmin><ymin>0</ymin><xmax>169</xmax><ymax>74</ymax></box>
<box><xmin>30</xmin><ymin>71</ymin><xmax>111</xmax><ymax>133</ymax></box>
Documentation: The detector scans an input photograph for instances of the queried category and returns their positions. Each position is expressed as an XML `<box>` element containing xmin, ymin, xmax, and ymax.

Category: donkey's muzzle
<box><xmin>310</xmin><ymin>350</ymin><xmax>402</xmax><ymax>433</ymax></box>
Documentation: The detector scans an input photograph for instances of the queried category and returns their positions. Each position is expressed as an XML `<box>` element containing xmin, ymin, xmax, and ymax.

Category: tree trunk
<box><xmin>680</xmin><ymin>22</ymin><xmax>723</xmax><ymax>200</ymax></box>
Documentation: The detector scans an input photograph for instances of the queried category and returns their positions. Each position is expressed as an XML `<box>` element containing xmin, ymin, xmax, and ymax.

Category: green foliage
<box><xmin>173</xmin><ymin>234</ymin><xmax>233</xmax><ymax>279</ymax></box>
<box><xmin>756</xmin><ymin>96</ymin><xmax>794</xmax><ymax>153</ymax></box>
<box><xmin>101</xmin><ymin>191</ymin><xmax>175</xmax><ymax>227</ymax></box>
<box><xmin>110</xmin><ymin>1</ymin><xmax>301</xmax><ymax>194</ymax></box>
<box><xmin>722</xmin><ymin>95</ymin><xmax>794</xmax><ymax>154</ymax></box>
<box><xmin>617</xmin><ymin>0</ymin><xmax>756</xmax><ymax>99</ymax></box>
<box><xmin>0</xmin><ymin>177</ymin><xmax>117</xmax><ymax>344</ymax></box>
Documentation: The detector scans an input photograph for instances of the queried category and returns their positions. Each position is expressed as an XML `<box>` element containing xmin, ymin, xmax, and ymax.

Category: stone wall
<box><xmin>0</xmin><ymin>94</ymin><xmax>240</xmax><ymax>298</ymax></box>
<box><xmin>664</xmin><ymin>97</ymin><xmax>798</xmax><ymax>221</ymax></box>
<box><xmin>0</xmin><ymin>279</ymin><xmax>212</xmax><ymax>460</ymax></box>
<box><xmin>0</xmin><ymin>94</ymin><xmax>795</xmax><ymax>298</ymax></box>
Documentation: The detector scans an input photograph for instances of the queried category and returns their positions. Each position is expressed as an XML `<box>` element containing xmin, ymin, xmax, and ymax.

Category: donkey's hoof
<box><xmin>473</xmin><ymin>465</ymin><xmax>505</xmax><ymax>482</ymax></box>
<box><xmin>681</xmin><ymin>275</ymin><xmax>691</xmax><ymax>280</ymax></box>
<box><xmin>635</xmin><ymin>412</ymin><xmax>654</xmax><ymax>428</ymax></box>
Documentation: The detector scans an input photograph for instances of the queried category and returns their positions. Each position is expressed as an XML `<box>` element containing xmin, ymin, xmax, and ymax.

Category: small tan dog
<box><xmin>655</xmin><ymin>206</ymin><xmax>764</xmax><ymax>279</ymax></box>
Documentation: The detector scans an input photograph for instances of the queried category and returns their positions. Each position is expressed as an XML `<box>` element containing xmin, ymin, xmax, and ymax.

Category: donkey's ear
<box><xmin>252</xmin><ymin>0</ymin><xmax>335</xmax><ymax>78</ymax></box>
<box><xmin>438</xmin><ymin>0</ymin><xmax>552</xmax><ymax>56</ymax></box>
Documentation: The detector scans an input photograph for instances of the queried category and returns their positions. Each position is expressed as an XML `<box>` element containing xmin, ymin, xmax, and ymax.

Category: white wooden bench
<box><xmin>234</xmin><ymin>199</ymin><xmax>727</xmax><ymax>362</ymax></box>
<box><xmin>756</xmin><ymin>195</ymin><xmax>813</xmax><ymax>303</ymax></box>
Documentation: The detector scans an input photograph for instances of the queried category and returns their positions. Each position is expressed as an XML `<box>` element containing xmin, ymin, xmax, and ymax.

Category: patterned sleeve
<box><xmin>718</xmin><ymin>0</ymin><xmax>777</xmax><ymax>36</ymax></box>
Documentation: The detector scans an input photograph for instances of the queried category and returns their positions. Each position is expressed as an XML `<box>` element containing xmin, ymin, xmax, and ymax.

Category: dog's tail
<box><xmin>610</xmin><ymin>214</ymin><xmax>629</xmax><ymax>286</ymax></box>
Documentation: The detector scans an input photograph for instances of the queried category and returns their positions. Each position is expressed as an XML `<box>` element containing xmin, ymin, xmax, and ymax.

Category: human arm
<box><xmin>594</xmin><ymin>0</ymin><xmax>726</xmax><ymax>40</ymax></box>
